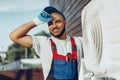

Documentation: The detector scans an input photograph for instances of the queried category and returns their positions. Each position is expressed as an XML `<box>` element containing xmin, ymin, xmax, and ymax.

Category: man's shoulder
<box><xmin>71</xmin><ymin>36</ymin><xmax>83</xmax><ymax>44</ymax></box>
<box><xmin>72</xmin><ymin>36</ymin><xmax>83</xmax><ymax>40</ymax></box>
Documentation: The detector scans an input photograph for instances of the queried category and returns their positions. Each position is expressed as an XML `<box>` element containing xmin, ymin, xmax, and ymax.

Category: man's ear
<box><xmin>64</xmin><ymin>20</ymin><xmax>67</xmax><ymax>25</ymax></box>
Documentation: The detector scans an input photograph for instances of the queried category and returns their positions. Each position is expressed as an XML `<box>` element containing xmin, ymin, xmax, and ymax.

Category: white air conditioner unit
<box><xmin>82</xmin><ymin>0</ymin><xmax>120</xmax><ymax>79</ymax></box>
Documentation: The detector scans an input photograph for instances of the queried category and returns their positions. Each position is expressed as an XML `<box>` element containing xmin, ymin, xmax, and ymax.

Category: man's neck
<box><xmin>56</xmin><ymin>33</ymin><xmax>67</xmax><ymax>40</ymax></box>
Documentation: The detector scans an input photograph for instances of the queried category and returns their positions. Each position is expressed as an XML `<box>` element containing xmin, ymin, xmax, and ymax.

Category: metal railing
<box><xmin>0</xmin><ymin>58</ymin><xmax>42</xmax><ymax>71</ymax></box>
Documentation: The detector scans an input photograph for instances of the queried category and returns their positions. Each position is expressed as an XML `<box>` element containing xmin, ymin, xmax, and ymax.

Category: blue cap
<box><xmin>44</xmin><ymin>6</ymin><xmax>66</xmax><ymax>20</ymax></box>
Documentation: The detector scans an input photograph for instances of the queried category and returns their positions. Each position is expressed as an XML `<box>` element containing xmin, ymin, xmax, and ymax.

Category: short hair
<box><xmin>44</xmin><ymin>6</ymin><xmax>66</xmax><ymax>20</ymax></box>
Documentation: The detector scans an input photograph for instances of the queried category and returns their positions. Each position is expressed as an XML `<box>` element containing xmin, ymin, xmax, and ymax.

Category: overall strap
<box><xmin>71</xmin><ymin>37</ymin><xmax>77</xmax><ymax>60</ymax></box>
<box><xmin>50</xmin><ymin>37</ymin><xmax>77</xmax><ymax>61</ymax></box>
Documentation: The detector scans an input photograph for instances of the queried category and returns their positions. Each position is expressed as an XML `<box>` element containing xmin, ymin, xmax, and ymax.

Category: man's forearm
<box><xmin>9</xmin><ymin>21</ymin><xmax>36</xmax><ymax>48</ymax></box>
<box><xmin>9</xmin><ymin>9</ymin><xmax>53</xmax><ymax>48</ymax></box>
<box><xmin>10</xmin><ymin>21</ymin><xmax>36</xmax><ymax>38</ymax></box>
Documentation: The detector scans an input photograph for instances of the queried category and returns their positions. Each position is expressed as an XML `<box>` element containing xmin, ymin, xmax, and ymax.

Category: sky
<box><xmin>0</xmin><ymin>0</ymin><xmax>50</xmax><ymax>51</ymax></box>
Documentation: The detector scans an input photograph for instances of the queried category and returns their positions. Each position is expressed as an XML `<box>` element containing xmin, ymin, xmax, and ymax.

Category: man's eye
<box><xmin>48</xmin><ymin>22</ymin><xmax>52</xmax><ymax>26</ymax></box>
<box><xmin>56</xmin><ymin>20</ymin><xmax>61</xmax><ymax>23</ymax></box>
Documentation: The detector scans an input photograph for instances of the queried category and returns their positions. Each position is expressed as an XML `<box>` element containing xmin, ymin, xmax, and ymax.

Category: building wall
<box><xmin>49</xmin><ymin>0</ymin><xmax>91</xmax><ymax>37</ymax></box>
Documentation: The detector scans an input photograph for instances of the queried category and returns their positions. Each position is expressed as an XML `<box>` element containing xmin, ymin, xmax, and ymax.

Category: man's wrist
<box><xmin>33</xmin><ymin>17</ymin><xmax>45</xmax><ymax>26</ymax></box>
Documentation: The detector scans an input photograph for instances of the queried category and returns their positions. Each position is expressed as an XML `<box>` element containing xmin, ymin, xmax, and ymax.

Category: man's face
<box><xmin>48</xmin><ymin>12</ymin><xmax>66</xmax><ymax>38</ymax></box>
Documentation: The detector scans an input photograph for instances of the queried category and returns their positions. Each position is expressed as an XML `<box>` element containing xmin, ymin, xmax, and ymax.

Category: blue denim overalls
<box><xmin>47</xmin><ymin>37</ymin><xmax>78</xmax><ymax>80</ymax></box>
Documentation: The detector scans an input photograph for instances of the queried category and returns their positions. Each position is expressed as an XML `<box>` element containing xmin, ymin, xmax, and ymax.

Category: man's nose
<box><xmin>52</xmin><ymin>22</ymin><xmax>57</xmax><ymax>28</ymax></box>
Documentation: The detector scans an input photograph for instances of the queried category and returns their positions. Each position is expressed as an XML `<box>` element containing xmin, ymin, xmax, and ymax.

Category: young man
<box><xmin>9</xmin><ymin>6</ymin><xmax>83</xmax><ymax>80</ymax></box>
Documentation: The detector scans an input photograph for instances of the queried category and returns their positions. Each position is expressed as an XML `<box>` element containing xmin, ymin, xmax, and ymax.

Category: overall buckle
<box><xmin>66</xmin><ymin>53</ymin><xmax>72</xmax><ymax>61</ymax></box>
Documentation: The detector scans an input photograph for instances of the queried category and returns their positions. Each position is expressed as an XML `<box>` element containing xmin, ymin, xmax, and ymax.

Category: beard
<box><xmin>50</xmin><ymin>26</ymin><xmax>65</xmax><ymax>38</ymax></box>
